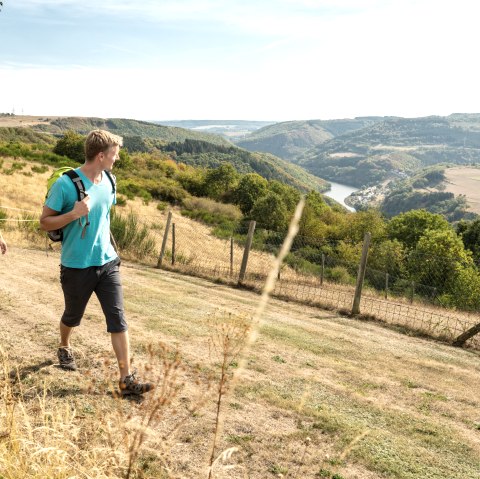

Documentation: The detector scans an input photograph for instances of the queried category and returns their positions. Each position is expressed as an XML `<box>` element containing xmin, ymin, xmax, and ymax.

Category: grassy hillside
<box><xmin>0</xmin><ymin>116</ymin><xmax>329</xmax><ymax>193</ymax></box>
<box><xmin>236</xmin><ymin>118</ymin><xmax>380</xmax><ymax>161</ymax></box>
<box><xmin>0</xmin><ymin>127</ymin><xmax>56</xmax><ymax>145</ymax></box>
<box><xmin>296</xmin><ymin>115</ymin><xmax>480</xmax><ymax>187</ymax></box>
<box><xmin>31</xmin><ymin>116</ymin><xmax>232</xmax><ymax>146</ymax></box>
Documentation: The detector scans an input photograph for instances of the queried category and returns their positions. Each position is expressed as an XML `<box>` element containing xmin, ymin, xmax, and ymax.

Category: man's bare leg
<box><xmin>60</xmin><ymin>321</ymin><xmax>74</xmax><ymax>347</ymax></box>
<box><xmin>111</xmin><ymin>330</ymin><xmax>130</xmax><ymax>380</ymax></box>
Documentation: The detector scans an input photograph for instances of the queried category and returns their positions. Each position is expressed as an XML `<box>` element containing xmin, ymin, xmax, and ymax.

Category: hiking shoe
<box><xmin>57</xmin><ymin>347</ymin><xmax>77</xmax><ymax>371</ymax></box>
<box><xmin>119</xmin><ymin>371</ymin><xmax>154</xmax><ymax>396</ymax></box>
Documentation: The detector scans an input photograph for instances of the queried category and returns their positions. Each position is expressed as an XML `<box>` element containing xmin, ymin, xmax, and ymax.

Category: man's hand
<box><xmin>72</xmin><ymin>195</ymin><xmax>90</xmax><ymax>219</ymax></box>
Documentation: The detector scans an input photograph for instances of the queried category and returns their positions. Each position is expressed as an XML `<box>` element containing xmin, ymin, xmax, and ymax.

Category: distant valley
<box><xmin>231</xmin><ymin>114</ymin><xmax>480</xmax><ymax>220</ymax></box>
<box><xmin>152</xmin><ymin>120</ymin><xmax>274</xmax><ymax>139</ymax></box>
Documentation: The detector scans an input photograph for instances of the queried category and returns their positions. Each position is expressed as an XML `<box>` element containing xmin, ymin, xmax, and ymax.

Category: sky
<box><xmin>0</xmin><ymin>0</ymin><xmax>479</xmax><ymax>122</ymax></box>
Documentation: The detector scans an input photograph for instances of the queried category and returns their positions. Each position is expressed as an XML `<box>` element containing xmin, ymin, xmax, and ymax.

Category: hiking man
<box><xmin>0</xmin><ymin>229</ymin><xmax>7</xmax><ymax>254</ymax></box>
<box><xmin>40</xmin><ymin>129</ymin><xmax>152</xmax><ymax>396</ymax></box>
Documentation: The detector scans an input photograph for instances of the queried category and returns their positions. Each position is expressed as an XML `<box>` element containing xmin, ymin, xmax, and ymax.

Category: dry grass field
<box><xmin>1</xmin><ymin>159</ymin><xmax>480</xmax><ymax>478</ymax></box>
<box><xmin>0</xmin><ymin>115</ymin><xmax>60</xmax><ymax>128</ymax></box>
<box><xmin>1</xmin><ymin>247</ymin><xmax>480</xmax><ymax>478</ymax></box>
<box><xmin>444</xmin><ymin>166</ymin><xmax>480</xmax><ymax>215</ymax></box>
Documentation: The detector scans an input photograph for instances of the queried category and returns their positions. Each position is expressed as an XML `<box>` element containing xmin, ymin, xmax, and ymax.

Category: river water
<box><xmin>323</xmin><ymin>181</ymin><xmax>358</xmax><ymax>212</ymax></box>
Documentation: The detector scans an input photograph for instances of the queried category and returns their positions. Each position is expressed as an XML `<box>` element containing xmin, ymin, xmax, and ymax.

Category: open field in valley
<box><xmin>444</xmin><ymin>166</ymin><xmax>480</xmax><ymax>215</ymax></box>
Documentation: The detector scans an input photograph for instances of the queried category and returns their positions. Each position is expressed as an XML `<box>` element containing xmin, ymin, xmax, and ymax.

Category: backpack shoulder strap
<box><xmin>104</xmin><ymin>170</ymin><xmax>116</xmax><ymax>193</ymax></box>
<box><xmin>63</xmin><ymin>169</ymin><xmax>87</xmax><ymax>202</ymax></box>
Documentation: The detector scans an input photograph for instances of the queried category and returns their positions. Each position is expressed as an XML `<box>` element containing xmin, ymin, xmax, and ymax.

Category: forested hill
<box><xmin>31</xmin><ymin>116</ymin><xmax>232</xmax><ymax>146</ymax></box>
<box><xmin>235</xmin><ymin>118</ymin><xmax>380</xmax><ymax>161</ymax></box>
<box><xmin>144</xmin><ymin>138</ymin><xmax>329</xmax><ymax>193</ymax></box>
<box><xmin>295</xmin><ymin>114</ymin><xmax>480</xmax><ymax>187</ymax></box>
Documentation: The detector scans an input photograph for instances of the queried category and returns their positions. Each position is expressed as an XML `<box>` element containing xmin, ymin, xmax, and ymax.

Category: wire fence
<box><xmin>3</xmin><ymin>205</ymin><xmax>480</xmax><ymax>349</ymax></box>
<box><xmin>123</xmin><ymin>211</ymin><xmax>480</xmax><ymax>349</ymax></box>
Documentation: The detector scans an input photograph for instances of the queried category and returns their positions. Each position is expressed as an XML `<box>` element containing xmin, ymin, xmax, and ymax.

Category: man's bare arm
<box><xmin>39</xmin><ymin>197</ymin><xmax>90</xmax><ymax>232</ymax></box>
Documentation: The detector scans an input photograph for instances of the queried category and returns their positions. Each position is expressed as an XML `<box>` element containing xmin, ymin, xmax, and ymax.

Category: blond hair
<box><xmin>85</xmin><ymin>130</ymin><xmax>123</xmax><ymax>161</ymax></box>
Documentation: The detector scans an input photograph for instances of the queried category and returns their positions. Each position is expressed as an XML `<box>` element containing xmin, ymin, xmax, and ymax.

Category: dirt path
<box><xmin>1</xmin><ymin>248</ymin><xmax>480</xmax><ymax>478</ymax></box>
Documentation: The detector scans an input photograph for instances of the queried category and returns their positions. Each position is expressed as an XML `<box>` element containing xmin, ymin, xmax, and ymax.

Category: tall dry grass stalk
<box><xmin>206</xmin><ymin>197</ymin><xmax>305</xmax><ymax>478</ymax></box>
<box><xmin>207</xmin><ymin>313</ymin><xmax>250</xmax><ymax>478</ymax></box>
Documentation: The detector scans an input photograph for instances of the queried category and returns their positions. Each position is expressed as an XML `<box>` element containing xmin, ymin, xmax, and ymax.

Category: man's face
<box><xmin>101</xmin><ymin>145</ymin><xmax>120</xmax><ymax>171</ymax></box>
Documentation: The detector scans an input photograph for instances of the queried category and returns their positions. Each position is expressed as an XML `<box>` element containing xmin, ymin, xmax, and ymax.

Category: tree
<box><xmin>204</xmin><ymin>163</ymin><xmax>239</xmax><ymax>201</ymax></box>
<box><xmin>368</xmin><ymin>239</ymin><xmax>407</xmax><ymax>279</ymax></box>
<box><xmin>251</xmin><ymin>192</ymin><xmax>289</xmax><ymax>231</ymax></box>
<box><xmin>267</xmin><ymin>180</ymin><xmax>301</xmax><ymax>213</ymax></box>
<box><xmin>297</xmin><ymin>191</ymin><xmax>330</xmax><ymax>240</ymax></box>
<box><xmin>387</xmin><ymin>209</ymin><xmax>450</xmax><ymax>250</ymax></box>
<box><xmin>408</xmin><ymin>228</ymin><xmax>474</xmax><ymax>292</ymax></box>
<box><xmin>233</xmin><ymin>173</ymin><xmax>268</xmax><ymax>214</ymax></box>
<box><xmin>176</xmin><ymin>168</ymin><xmax>208</xmax><ymax>197</ymax></box>
<box><xmin>341</xmin><ymin>208</ymin><xmax>386</xmax><ymax>243</ymax></box>
<box><xmin>115</xmin><ymin>149</ymin><xmax>134</xmax><ymax>170</ymax></box>
<box><xmin>447</xmin><ymin>267</ymin><xmax>480</xmax><ymax>310</ymax></box>
<box><xmin>53</xmin><ymin>130</ymin><xmax>85</xmax><ymax>164</ymax></box>
<box><xmin>456</xmin><ymin>219</ymin><xmax>480</xmax><ymax>263</ymax></box>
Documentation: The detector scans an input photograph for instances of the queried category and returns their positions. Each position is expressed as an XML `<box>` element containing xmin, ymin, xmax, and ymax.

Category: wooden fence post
<box><xmin>238</xmin><ymin>221</ymin><xmax>256</xmax><ymax>284</ymax></box>
<box><xmin>171</xmin><ymin>223</ymin><xmax>176</xmax><ymax>265</ymax></box>
<box><xmin>230</xmin><ymin>237</ymin><xmax>234</xmax><ymax>277</ymax></box>
<box><xmin>351</xmin><ymin>232</ymin><xmax>371</xmax><ymax>315</ymax></box>
<box><xmin>410</xmin><ymin>281</ymin><xmax>415</xmax><ymax>304</ymax></box>
<box><xmin>453</xmin><ymin>322</ymin><xmax>480</xmax><ymax>347</ymax></box>
<box><xmin>385</xmin><ymin>272</ymin><xmax>389</xmax><ymax>300</ymax></box>
<box><xmin>320</xmin><ymin>253</ymin><xmax>325</xmax><ymax>286</ymax></box>
<box><xmin>156</xmin><ymin>211</ymin><xmax>172</xmax><ymax>268</ymax></box>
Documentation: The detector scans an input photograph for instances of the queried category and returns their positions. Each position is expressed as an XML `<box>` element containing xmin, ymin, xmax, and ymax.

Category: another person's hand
<box><xmin>0</xmin><ymin>237</ymin><xmax>7</xmax><ymax>255</ymax></box>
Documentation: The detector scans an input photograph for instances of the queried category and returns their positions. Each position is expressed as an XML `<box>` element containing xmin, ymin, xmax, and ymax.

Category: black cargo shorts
<box><xmin>60</xmin><ymin>257</ymin><xmax>128</xmax><ymax>333</ymax></box>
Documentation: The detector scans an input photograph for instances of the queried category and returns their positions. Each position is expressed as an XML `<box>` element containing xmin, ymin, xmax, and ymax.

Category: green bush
<box><xmin>156</xmin><ymin>201</ymin><xmax>169</xmax><ymax>212</ymax></box>
<box><xmin>181</xmin><ymin>196</ymin><xmax>242</xmax><ymax>237</ymax></box>
<box><xmin>31</xmin><ymin>165</ymin><xmax>49</xmax><ymax>174</ymax></box>
<box><xmin>325</xmin><ymin>266</ymin><xmax>354</xmax><ymax>284</ymax></box>
<box><xmin>0</xmin><ymin>142</ymin><xmax>71</xmax><ymax>168</ymax></box>
<box><xmin>284</xmin><ymin>253</ymin><xmax>321</xmax><ymax>275</ymax></box>
<box><xmin>110</xmin><ymin>209</ymin><xmax>156</xmax><ymax>259</ymax></box>
<box><xmin>116</xmin><ymin>195</ymin><xmax>127</xmax><ymax>207</ymax></box>
<box><xmin>53</xmin><ymin>131</ymin><xmax>85</xmax><ymax>163</ymax></box>
<box><xmin>182</xmin><ymin>197</ymin><xmax>242</xmax><ymax>221</ymax></box>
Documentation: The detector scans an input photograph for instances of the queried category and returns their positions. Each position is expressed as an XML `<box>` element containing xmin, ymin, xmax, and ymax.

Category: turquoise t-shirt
<box><xmin>45</xmin><ymin>168</ymin><xmax>117</xmax><ymax>268</ymax></box>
